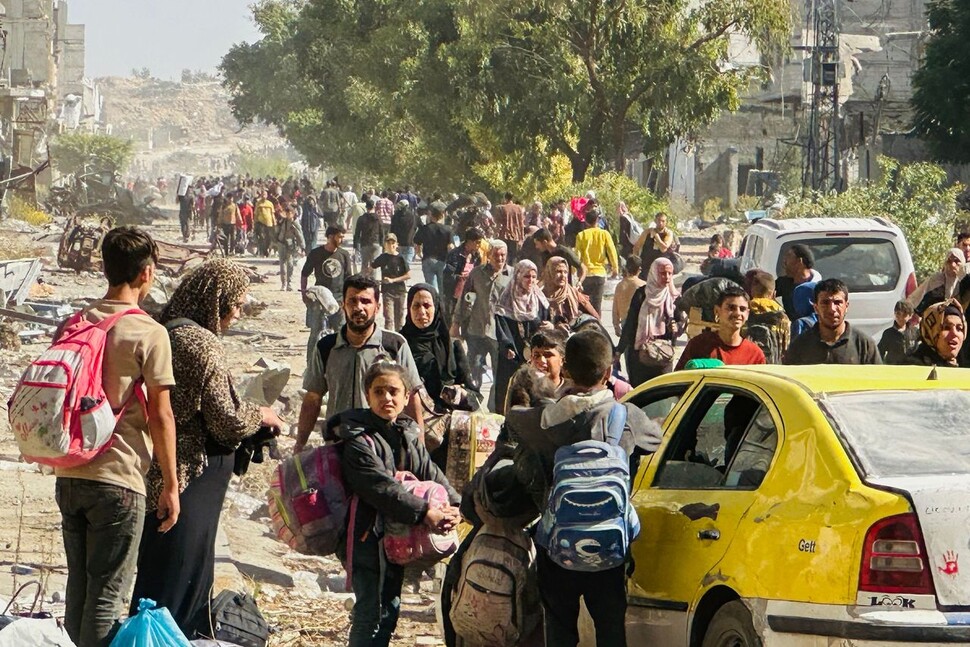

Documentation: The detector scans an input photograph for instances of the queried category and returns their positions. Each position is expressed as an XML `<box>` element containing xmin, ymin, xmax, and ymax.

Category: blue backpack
<box><xmin>535</xmin><ymin>402</ymin><xmax>640</xmax><ymax>572</ymax></box>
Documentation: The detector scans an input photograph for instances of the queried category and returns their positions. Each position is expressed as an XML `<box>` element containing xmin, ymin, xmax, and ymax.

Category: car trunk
<box><xmin>866</xmin><ymin>475</ymin><xmax>970</xmax><ymax>607</ymax></box>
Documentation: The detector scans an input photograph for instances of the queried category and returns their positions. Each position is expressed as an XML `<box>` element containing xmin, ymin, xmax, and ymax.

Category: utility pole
<box><xmin>802</xmin><ymin>0</ymin><xmax>842</xmax><ymax>193</ymax></box>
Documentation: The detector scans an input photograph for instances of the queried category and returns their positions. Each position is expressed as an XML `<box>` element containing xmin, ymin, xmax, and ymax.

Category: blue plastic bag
<box><xmin>109</xmin><ymin>599</ymin><xmax>192</xmax><ymax>647</ymax></box>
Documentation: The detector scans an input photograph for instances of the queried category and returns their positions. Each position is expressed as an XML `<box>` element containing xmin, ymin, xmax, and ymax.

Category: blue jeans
<box><xmin>422</xmin><ymin>257</ymin><xmax>447</xmax><ymax>295</ymax></box>
<box><xmin>348</xmin><ymin>532</ymin><xmax>404</xmax><ymax>646</ymax></box>
<box><xmin>400</xmin><ymin>246</ymin><xmax>415</xmax><ymax>264</ymax></box>
<box><xmin>57</xmin><ymin>478</ymin><xmax>145</xmax><ymax>647</ymax></box>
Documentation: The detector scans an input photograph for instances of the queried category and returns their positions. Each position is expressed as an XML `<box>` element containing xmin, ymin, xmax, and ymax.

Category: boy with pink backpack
<box><xmin>11</xmin><ymin>227</ymin><xmax>180</xmax><ymax>647</ymax></box>
<box><xmin>325</xmin><ymin>361</ymin><xmax>460</xmax><ymax>647</ymax></box>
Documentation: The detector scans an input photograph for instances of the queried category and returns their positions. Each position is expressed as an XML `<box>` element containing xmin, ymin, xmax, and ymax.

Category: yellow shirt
<box><xmin>575</xmin><ymin>227</ymin><xmax>619</xmax><ymax>277</ymax></box>
<box><xmin>56</xmin><ymin>301</ymin><xmax>175</xmax><ymax>495</ymax></box>
<box><xmin>255</xmin><ymin>199</ymin><xmax>276</xmax><ymax>226</ymax></box>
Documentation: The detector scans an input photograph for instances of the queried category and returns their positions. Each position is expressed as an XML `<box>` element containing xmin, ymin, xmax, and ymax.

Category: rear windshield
<box><xmin>776</xmin><ymin>238</ymin><xmax>900</xmax><ymax>292</ymax></box>
<box><xmin>821</xmin><ymin>390</ymin><xmax>970</xmax><ymax>477</ymax></box>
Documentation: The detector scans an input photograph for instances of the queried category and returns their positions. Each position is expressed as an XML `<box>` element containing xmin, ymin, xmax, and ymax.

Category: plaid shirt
<box><xmin>375</xmin><ymin>198</ymin><xmax>394</xmax><ymax>225</ymax></box>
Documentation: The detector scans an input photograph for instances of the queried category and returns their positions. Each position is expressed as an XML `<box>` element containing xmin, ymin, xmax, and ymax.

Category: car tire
<box><xmin>701</xmin><ymin>600</ymin><xmax>762</xmax><ymax>647</ymax></box>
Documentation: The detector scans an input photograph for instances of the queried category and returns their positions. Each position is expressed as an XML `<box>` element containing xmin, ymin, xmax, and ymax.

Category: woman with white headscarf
<box><xmin>493</xmin><ymin>259</ymin><xmax>551</xmax><ymax>413</ymax></box>
<box><xmin>616</xmin><ymin>257</ymin><xmax>680</xmax><ymax>386</ymax></box>
<box><xmin>908</xmin><ymin>248</ymin><xmax>967</xmax><ymax>315</ymax></box>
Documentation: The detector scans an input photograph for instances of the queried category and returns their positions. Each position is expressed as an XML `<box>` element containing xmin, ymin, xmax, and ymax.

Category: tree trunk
<box><xmin>571</xmin><ymin>156</ymin><xmax>592</xmax><ymax>183</ymax></box>
<box><xmin>610</xmin><ymin>116</ymin><xmax>627</xmax><ymax>173</ymax></box>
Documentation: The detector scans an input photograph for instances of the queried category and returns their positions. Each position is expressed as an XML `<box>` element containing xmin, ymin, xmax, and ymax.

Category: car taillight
<box><xmin>860</xmin><ymin>513</ymin><xmax>935</xmax><ymax>595</ymax></box>
<box><xmin>905</xmin><ymin>272</ymin><xmax>917</xmax><ymax>297</ymax></box>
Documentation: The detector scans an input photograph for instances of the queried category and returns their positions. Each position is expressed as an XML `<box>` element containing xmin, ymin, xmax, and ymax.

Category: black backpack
<box><xmin>196</xmin><ymin>589</ymin><xmax>269</xmax><ymax>647</ymax></box>
<box><xmin>746</xmin><ymin>309</ymin><xmax>789</xmax><ymax>364</ymax></box>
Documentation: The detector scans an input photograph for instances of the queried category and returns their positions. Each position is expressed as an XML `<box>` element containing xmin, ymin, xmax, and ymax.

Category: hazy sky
<box><xmin>67</xmin><ymin>0</ymin><xmax>263</xmax><ymax>80</ymax></box>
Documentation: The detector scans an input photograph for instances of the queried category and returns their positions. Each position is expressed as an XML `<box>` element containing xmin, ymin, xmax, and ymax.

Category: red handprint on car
<box><xmin>938</xmin><ymin>550</ymin><xmax>959</xmax><ymax>576</ymax></box>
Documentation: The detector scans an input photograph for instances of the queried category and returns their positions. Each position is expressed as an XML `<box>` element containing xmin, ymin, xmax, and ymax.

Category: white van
<box><xmin>738</xmin><ymin>217</ymin><xmax>917</xmax><ymax>339</ymax></box>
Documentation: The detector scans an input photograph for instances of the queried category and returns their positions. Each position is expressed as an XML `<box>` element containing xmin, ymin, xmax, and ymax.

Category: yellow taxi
<box><xmin>623</xmin><ymin>364</ymin><xmax>970</xmax><ymax>646</ymax></box>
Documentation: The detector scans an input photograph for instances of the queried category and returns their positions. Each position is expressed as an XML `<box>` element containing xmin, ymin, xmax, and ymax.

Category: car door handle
<box><xmin>698</xmin><ymin>529</ymin><xmax>720</xmax><ymax>541</ymax></box>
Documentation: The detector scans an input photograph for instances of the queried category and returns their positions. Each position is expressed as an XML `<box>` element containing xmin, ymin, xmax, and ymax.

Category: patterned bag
<box><xmin>382</xmin><ymin>471</ymin><xmax>458</xmax><ymax>568</ymax></box>
<box><xmin>268</xmin><ymin>445</ymin><xmax>349</xmax><ymax>556</ymax></box>
<box><xmin>535</xmin><ymin>403</ymin><xmax>640</xmax><ymax>572</ymax></box>
<box><xmin>449</xmin><ymin>523</ymin><xmax>540</xmax><ymax>646</ymax></box>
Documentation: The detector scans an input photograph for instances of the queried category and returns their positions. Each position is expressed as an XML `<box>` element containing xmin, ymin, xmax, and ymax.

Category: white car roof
<box><xmin>751</xmin><ymin>217</ymin><xmax>900</xmax><ymax>235</ymax></box>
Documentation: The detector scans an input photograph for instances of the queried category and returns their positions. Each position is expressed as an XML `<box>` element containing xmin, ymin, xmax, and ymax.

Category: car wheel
<box><xmin>701</xmin><ymin>600</ymin><xmax>762</xmax><ymax>647</ymax></box>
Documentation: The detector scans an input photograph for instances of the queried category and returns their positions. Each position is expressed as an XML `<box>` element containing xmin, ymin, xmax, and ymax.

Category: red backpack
<box><xmin>8</xmin><ymin>308</ymin><xmax>146</xmax><ymax>467</ymax></box>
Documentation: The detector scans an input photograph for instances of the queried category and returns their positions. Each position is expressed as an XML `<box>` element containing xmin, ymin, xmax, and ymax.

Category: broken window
<box><xmin>653</xmin><ymin>387</ymin><xmax>778</xmax><ymax>490</ymax></box>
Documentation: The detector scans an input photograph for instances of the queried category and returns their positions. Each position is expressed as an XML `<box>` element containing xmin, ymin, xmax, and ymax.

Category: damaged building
<box><xmin>629</xmin><ymin>0</ymin><xmax>932</xmax><ymax>207</ymax></box>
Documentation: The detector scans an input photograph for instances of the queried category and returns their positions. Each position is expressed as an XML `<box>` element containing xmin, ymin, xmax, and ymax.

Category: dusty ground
<box><xmin>0</xmin><ymin>210</ymin><xmax>713</xmax><ymax>645</ymax></box>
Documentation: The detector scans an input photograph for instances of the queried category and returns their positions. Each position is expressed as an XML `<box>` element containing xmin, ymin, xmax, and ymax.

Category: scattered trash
<box><xmin>0</xmin><ymin>258</ymin><xmax>42</xmax><ymax>305</ymax></box>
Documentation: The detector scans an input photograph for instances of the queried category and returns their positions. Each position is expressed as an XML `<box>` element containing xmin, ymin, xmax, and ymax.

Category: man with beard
<box><xmin>294</xmin><ymin>275</ymin><xmax>424</xmax><ymax>453</ymax></box>
<box><xmin>301</xmin><ymin>225</ymin><xmax>353</xmax><ymax>363</ymax></box>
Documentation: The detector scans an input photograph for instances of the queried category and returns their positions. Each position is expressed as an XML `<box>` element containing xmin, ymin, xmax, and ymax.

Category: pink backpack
<box><xmin>268</xmin><ymin>444</ymin><xmax>349</xmax><ymax>556</ymax></box>
<box><xmin>382</xmin><ymin>471</ymin><xmax>458</xmax><ymax>567</ymax></box>
<box><xmin>8</xmin><ymin>308</ymin><xmax>146</xmax><ymax>467</ymax></box>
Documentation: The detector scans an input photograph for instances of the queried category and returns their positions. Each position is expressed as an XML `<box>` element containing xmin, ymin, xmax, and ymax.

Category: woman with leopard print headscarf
<box><xmin>131</xmin><ymin>258</ymin><xmax>285</xmax><ymax>634</ymax></box>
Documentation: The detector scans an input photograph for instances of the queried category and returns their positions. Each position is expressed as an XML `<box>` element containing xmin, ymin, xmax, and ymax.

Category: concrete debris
<box><xmin>223</xmin><ymin>491</ymin><xmax>265</xmax><ymax>518</ymax></box>
<box><xmin>237</xmin><ymin>359</ymin><xmax>291</xmax><ymax>406</ymax></box>
<box><xmin>0</xmin><ymin>322</ymin><xmax>20</xmax><ymax>350</ymax></box>
<box><xmin>0</xmin><ymin>258</ymin><xmax>42</xmax><ymax>306</ymax></box>
<box><xmin>291</xmin><ymin>570</ymin><xmax>323</xmax><ymax>598</ymax></box>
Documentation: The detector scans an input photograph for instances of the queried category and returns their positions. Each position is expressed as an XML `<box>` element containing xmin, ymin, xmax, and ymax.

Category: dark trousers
<box><xmin>348</xmin><ymin>532</ymin><xmax>405</xmax><ymax>646</ymax></box>
<box><xmin>582</xmin><ymin>275</ymin><xmax>606</xmax><ymax>316</ymax></box>
<box><xmin>57</xmin><ymin>478</ymin><xmax>145</xmax><ymax>647</ymax></box>
<box><xmin>625</xmin><ymin>348</ymin><xmax>672</xmax><ymax>388</ymax></box>
<box><xmin>220</xmin><ymin>224</ymin><xmax>236</xmax><ymax>256</ymax></box>
<box><xmin>465</xmin><ymin>335</ymin><xmax>497</xmax><ymax>404</ymax></box>
<box><xmin>255</xmin><ymin>222</ymin><xmax>272</xmax><ymax>256</ymax></box>
<box><xmin>537</xmin><ymin>548</ymin><xmax>627</xmax><ymax>647</ymax></box>
<box><xmin>179</xmin><ymin>211</ymin><xmax>191</xmax><ymax>241</ymax></box>
<box><xmin>131</xmin><ymin>453</ymin><xmax>233</xmax><ymax>635</ymax></box>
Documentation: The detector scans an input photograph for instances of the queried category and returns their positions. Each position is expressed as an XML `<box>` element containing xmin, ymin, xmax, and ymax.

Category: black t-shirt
<box><xmin>541</xmin><ymin>245</ymin><xmax>584</xmax><ymax>281</ymax></box>
<box><xmin>302</xmin><ymin>245</ymin><xmax>353</xmax><ymax>294</ymax></box>
<box><xmin>372</xmin><ymin>253</ymin><xmax>409</xmax><ymax>294</ymax></box>
<box><xmin>415</xmin><ymin>222</ymin><xmax>453</xmax><ymax>260</ymax></box>
<box><xmin>391</xmin><ymin>210</ymin><xmax>419</xmax><ymax>246</ymax></box>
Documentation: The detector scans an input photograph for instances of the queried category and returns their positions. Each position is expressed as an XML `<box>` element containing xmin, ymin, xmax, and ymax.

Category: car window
<box><xmin>725</xmin><ymin>407</ymin><xmax>778</xmax><ymax>487</ymax></box>
<box><xmin>653</xmin><ymin>387</ymin><xmax>777</xmax><ymax>489</ymax></box>
<box><xmin>822</xmin><ymin>389</ymin><xmax>970</xmax><ymax>478</ymax></box>
<box><xmin>629</xmin><ymin>385</ymin><xmax>690</xmax><ymax>427</ymax></box>
<box><xmin>776</xmin><ymin>238</ymin><xmax>900</xmax><ymax>293</ymax></box>
<box><xmin>750</xmin><ymin>235</ymin><xmax>764</xmax><ymax>266</ymax></box>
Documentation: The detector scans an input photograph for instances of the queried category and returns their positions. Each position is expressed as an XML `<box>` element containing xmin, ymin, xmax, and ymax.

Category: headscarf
<box><xmin>160</xmin><ymin>259</ymin><xmax>249</xmax><ymax>333</ymax></box>
<box><xmin>634</xmin><ymin>257</ymin><xmax>678</xmax><ymax>349</ymax></box>
<box><xmin>399</xmin><ymin>284</ymin><xmax>458</xmax><ymax>389</ymax></box>
<box><xmin>919</xmin><ymin>298</ymin><xmax>966</xmax><ymax>350</ymax></box>
<box><xmin>494</xmin><ymin>259</ymin><xmax>548</xmax><ymax>322</ymax></box>
<box><xmin>541</xmin><ymin>256</ymin><xmax>582</xmax><ymax>323</ymax></box>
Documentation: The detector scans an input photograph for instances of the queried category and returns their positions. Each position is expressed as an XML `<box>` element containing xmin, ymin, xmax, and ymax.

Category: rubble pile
<box><xmin>100</xmin><ymin>77</ymin><xmax>286</xmax><ymax>153</ymax></box>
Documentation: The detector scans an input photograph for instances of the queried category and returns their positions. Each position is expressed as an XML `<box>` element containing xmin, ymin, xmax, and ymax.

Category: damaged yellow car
<box><xmin>623</xmin><ymin>364</ymin><xmax>970</xmax><ymax>646</ymax></box>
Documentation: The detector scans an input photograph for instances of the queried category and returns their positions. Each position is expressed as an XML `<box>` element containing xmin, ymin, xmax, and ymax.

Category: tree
<box><xmin>784</xmin><ymin>157</ymin><xmax>962</xmax><ymax>280</ymax></box>
<box><xmin>49</xmin><ymin>132</ymin><xmax>134</xmax><ymax>177</ymax></box>
<box><xmin>450</xmin><ymin>0</ymin><xmax>790</xmax><ymax>181</ymax></box>
<box><xmin>912</xmin><ymin>0</ymin><xmax>970</xmax><ymax>162</ymax></box>
<box><xmin>221</xmin><ymin>0</ymin><xmax>790</xmax><ymax>188</ymax></box>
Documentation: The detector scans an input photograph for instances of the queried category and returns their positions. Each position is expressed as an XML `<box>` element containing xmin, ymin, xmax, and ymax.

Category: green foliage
<box><xmin>229</xmin><ymin>151</ymin><xmax>293</xmax><ymax>179</ymax></box>
<box><xmin>50</xmin><ymin>132</ymin><xmax>134</xmax><ymax>177</ymax></box>
<box><xmin>220</xmin><ymin>0</ymin><xmax>791</xmax><ymax>191</ymax></box>
<box><xmin>538</xmin><ymin>171</ymin><xmax>666</xmax><ymax>233</ymax></box>
<box><xmin>911</xmin><ymin>0</ymin><xmax>970</xmax><ymax>162</ymax></box>
<box><xmin>782</xmin><ymin>157</ymin><xmax>962</xmax><ymax>280</ymax></box>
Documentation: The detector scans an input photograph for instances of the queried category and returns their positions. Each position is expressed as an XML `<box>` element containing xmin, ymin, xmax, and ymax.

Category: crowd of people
<box><xmin>45</xmin><ymin>176</ymin><xmax>970</xmax><ymax>647</ymax></box>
